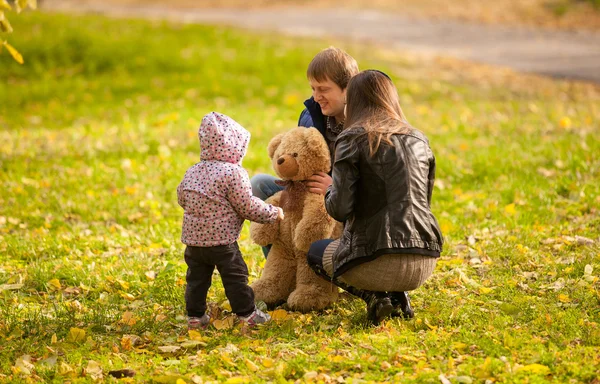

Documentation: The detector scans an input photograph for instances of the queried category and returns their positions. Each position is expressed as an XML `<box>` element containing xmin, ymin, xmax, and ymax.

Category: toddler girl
<box><xmin>177</xmin><ymin>112</ymin><xmax>283</xmax><ymax>329</ymax></box>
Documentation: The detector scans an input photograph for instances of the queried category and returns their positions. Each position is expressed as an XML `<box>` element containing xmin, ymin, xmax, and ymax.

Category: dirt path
<box><xmin>44</xmin><ymin>1</ymin><xmax>600</xmax><ymax>83</ymax></box>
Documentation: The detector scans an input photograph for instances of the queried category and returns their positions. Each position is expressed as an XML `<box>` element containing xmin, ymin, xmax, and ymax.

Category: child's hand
<box><xmin>277</xmin><ymin>207</ymin><xmax>285</xmax><ymax>221</ymax></box>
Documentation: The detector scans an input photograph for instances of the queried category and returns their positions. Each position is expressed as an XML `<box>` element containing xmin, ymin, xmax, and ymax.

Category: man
<box><xmin>251</xmin><ymin>47</ymin><xmax>359</xmax><ymax>200</ymax></box>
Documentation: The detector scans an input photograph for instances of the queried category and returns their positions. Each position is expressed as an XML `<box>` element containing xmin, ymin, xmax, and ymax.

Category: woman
<box><xmin>307</xmin><ymin>70</ymin><xmax>443</xmax><ymax>325</ymax></box>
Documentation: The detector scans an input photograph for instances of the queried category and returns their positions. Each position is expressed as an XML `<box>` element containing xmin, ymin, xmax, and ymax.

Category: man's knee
<box><xmin>250</xmin><ymin>174</ymin><xmax>274</xmax><ymax>200</ymax></box>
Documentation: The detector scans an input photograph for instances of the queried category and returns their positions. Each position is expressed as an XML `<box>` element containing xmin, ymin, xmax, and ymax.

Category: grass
<box><xmin>1</xmin><ymin>10</ymin><xmax>600</xmax><ymax>383</ymax></box>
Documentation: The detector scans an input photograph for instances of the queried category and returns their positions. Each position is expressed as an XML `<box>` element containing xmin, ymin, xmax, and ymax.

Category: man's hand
<box><xmin>307</xmin><ymin>172</ymin><xmax>332</xmax><ymax>195</ymax></box>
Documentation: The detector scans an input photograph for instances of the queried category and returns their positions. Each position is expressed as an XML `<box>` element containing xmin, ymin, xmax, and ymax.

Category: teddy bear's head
<box><xmin>267</xmin><ymin>127</ymin><xmax>331</xmax><ymax>181</ymax></box>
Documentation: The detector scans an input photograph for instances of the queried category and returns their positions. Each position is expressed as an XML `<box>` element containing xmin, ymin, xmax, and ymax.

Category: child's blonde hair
<box><xmin>307</xmin><ymin>47</ymin><xmax>359</xmax><ymax>90</ymax></box>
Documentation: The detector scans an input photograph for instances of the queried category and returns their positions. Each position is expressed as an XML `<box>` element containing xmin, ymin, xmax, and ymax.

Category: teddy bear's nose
<box><xmin>277</xmin><ymin>157</ymin><xmax>285</xmax><ymax>165</ymax></box>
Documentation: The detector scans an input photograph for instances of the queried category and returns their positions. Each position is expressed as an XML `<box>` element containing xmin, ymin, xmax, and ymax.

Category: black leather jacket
<box><xmin>325</xmin><ymin>126</ymin><xmax>443</xmax><ymax>278</ymax></box>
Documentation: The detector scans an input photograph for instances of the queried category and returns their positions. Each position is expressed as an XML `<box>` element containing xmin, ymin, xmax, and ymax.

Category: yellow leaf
<box><xmin>262</xmin><ymin>358</ymin><xmax>274</xmax><ymax>368</ymax></box>
<box><xmin>270</xmin><ymin>309</ymin><xmax>289</xmax><ymax>321</ymax></box>
<box><xmin>176</xmin><ymin>379</ymin><xmax>186</xmax><ymax>384</ymax></box>
<box><xmin>221</xmin><ymin>354</ymin><xmax>235</xmax><ymax>366</ymax></box>
<box><xmin>213</xmin><ymin>316</ymin><xmax>235</xmax><ymax>330</ymax></box>
<box><xmin>424</xmin><ymin>318</ymin><xmax>437</xmax><ymax>330</ymax></box>
<box><xmin>478</xmin><ymin>287</ymin><xmax>493</xmax><ymax>294</ymax></box>
<box><xmin>4</xmin><ymin>41</ymin><xmax>23</xmax><ymax>64</ymax></box>
<box><xmin>440</xmin><ymin>221</ymin><xmax>453</xmax><ymax>234</ymax></box>
<box><xmin>452</xmin><ymin>342</ymin><xmax>468</xmax><ymax>351</ymax></box>
<box><xmin>0</xmin><ymin>1</ymin><xmax>11</xmax><ymax>11</ymax></box>
<box><xmin>14</xmin><ymin>354</ymin><xmax>34</xmax><ymax>375</ymax></box>
<box><xmin>121</xmin><ymin>336</ymin><xmax>132</xmax><ymax>351</ymax></box>
<box><xmin>47</xmin><ymin>278</ymin><xmax>61</xmax><ymax>290</ymax></box>
<box><xmin>504</xmin><ymin>203</ymin><xmax>516</xmax><ymax>216</ymax></box>
<box><xmin>84</xmin><ymin>360</ymin><xmax>103</xmax><ymax>380</ymax></box>
<box><xmin>51</xmin><ymin>333</ymin><xmax>57</xmax><ymax>344</ymax></box>
<box><xmin>188</xmin><ymin>330</ymin><xmax>203</xmax><ymax>341</ymax></box>
<box><xmin>221</xmin><ymin>300</ymin><xmax>232</xmax><ymax>311</ymax></box>
<box><xmin>15</xmin><ymin>0</ymin><xmax>27</xmax><ymax>12</ymax></box>
<box><xmin>559</xmin><ymin>117</ymin><xmax>572</xmax><ymax>129</ymax></box>
<box><xmin>244</xmin><ymin>358</ymin><xmax>259</xmax><ymax>372</ymax></box>
<box><xmin>558</xmin><ymin>294</ymin><xmax>570</xmax><ymax>303</ymax></box>
<box><xmin>58</xmin><ymin>362</ymin><xmax>73</xmax><ymax>375</ymax></box>
<box><xmin>121</xmin><ymin>311</ymin><xmax>137</xmax><ymax>326</ymax></box>
<box><xmin>117</xmin><ymin>280</ymin><xmax>130</xmax><ymax>290</ymax></box>
<box><xmin>0</xmin><ymin>12</ymin><xmax>13</xmax><ymax>33</ymax></box>
<box><xmin>120</xmin><ymin>292</ymin><xmax>135</xmax><ymax>301</ymax></box>
<box><xmin>224</xmin><ymin>377</ymin><xmax>250</xmax><ymax>384</ymax></box>
<box><xmin>517</xmin><ymin>363</ymin><xmax>550</xmax><ymax>375</ymax></box>
<box><xmin>67</xmin><ymin>327</ymin><xmax>86</xmax><ymax>343</ymax></box>
<box><xmin>331</xmin><ymin>355</ymin><xmax>344</xmax><ymax>363</ymax></box>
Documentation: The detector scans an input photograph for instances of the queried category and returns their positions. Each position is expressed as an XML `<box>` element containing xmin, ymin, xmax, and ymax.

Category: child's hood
<box><xmin>199</xmin><ymin>112</ymin><xmax>250</xmax><ymax>164</ymax></box>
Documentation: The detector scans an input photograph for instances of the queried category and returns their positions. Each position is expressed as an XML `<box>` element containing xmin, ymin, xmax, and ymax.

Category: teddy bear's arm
<box><xmin>249</xmin><ymin>192</ymin><xmax>282</xmax><ymax>246</ymax></box>
<box><xmin>293</xmin><ymin>193</ymin><xmax>338</xmax><ymax>252</ymax></box>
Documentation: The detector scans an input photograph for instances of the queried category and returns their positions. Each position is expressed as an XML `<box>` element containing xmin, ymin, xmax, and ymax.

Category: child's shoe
<box><xmin>188</xmin><ymin>314</ymin><xmax>210</xmax><ymax>330</ymax></box>
<box><xmin>238</xmin><ymin>308</ymin><xmax>271</xmax><ymax>326</ymax></box>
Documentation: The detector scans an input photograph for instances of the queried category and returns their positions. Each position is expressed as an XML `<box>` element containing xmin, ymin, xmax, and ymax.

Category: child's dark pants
<box><xmin>184</xmin><ymin>242</ymin><xmax>255</xmax><ymax>317</ymax></box>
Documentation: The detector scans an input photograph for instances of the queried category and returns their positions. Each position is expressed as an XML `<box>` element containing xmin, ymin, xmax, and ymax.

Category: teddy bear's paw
<box><xmin>287</xmin><ymin>285</ymin><xmax>339</xmax><ymax>313</ymax></box>
<box><xmin>249</xmin><ymin>223</ymin><xmax>278</xmax><ymax>246</ymax></box>
<box><xmin>251</xmin><ymin>279</ymin><xmax>290</xmax><ymax>307</ymax></box>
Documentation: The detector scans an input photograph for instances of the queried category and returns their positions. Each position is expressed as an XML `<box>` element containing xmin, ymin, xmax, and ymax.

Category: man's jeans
<box><xmin>250</xmin><ymin>174</ymin><xmax>284</xmax><ymax>257</ymax></box>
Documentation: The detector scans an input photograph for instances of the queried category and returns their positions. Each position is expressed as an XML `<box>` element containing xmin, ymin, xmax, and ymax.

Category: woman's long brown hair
<box><xmin>343</xmin><ymin>70</ymin><xmax>411</xmax><ymax>156</ymax></box>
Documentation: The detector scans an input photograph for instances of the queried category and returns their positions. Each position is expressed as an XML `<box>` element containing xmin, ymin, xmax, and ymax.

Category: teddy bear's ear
<box><xmin>305</xmin><ymin>128</ymin><xmax>328</xmax><ymax>152</ymax></box>
<box><xmin>267</xmin><ymin>133</ymin><xmax>285</xmax><ymax>159</ymax></box>
<box><xmin>304</xmin><ymin>128</ymin><xmax>331</xmax><ymax>170</ymax></box>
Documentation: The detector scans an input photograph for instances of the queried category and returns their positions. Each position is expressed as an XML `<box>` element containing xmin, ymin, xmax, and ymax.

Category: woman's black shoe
<box><xmin>367</xmin><ymin>296</ymin><xmax>394</xmax><ymax>325</ymax></box>
<box><xmin>390</xmin><ymin>292</ymin><xmax>414</xmax><ymax>319</ymax></box>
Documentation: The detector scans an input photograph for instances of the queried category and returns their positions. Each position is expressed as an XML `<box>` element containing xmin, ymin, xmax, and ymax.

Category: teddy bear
<box><xmin>250</xmin><ymin>127</ymin><xmax>341</xmax><ymax>312</ymax></box>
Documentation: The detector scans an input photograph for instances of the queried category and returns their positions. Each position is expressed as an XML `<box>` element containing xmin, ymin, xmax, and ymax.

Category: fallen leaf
<box><xmin>244</xmin><ymin>358</ymin><xmax>259</xmax><ymax>372</ymax></box>
<box><xmin>504</xmin><ymin>203</ymin><xmax>516</xmax><ymax>215</ymax></box>
<box><xmin>0</xmin><ymin>284</ymin><xmax>23</xmax><ymax>291</ymax></box>
<box><xmin>262</xmin><ymin>358</ymin><xmax>275</xmax><ymax>368</ymax></box>
<box><xmin>157</xmin><ymin>346</ymin><xmax>181</xmax><ymax>354</ymax></box>
<box><xmin>439</xmin><ymin>373</ymin><xmax>452</xmax><ymax>384</ymax></box>
<box><xmin>517</xmin><ymin>363</ymin><xmax>550</xmax><ymax>375</ymax></box>
<box><xmin>47</xmin><ymin>278</ymin><xmax>61</xmax><ymax>290</ymax></box>
<box><xmin>180</xmin><ymin>340</ymin><xmax>206</xmax><ymax>348</ymax></box>
<box><xmin>38</xmin><ymin>355</ymin><xmax>57</xmax><ymax>368</ymax></box>
<box><xmin>188</xmin><ymin>330</ymin><xmax>203</xmax><ymax>341</ymax></box>
<box><xmin>14</xmin><ymin>355</ymin><xmax>34</xmax><ymax>375</ymax></box>
<box><xmin>120</xmin><ymin>311</ymin><xmax>137</xmax><ymax>326</ymax></box>
<box><xmin>84</xmin><ymin>360</ymin><xmax>103</xmax><ymax>380</ymax></box>
<box><xmin>67</xmin><ymin>327</ymin><xmax>86</xmax><ymax>343</ymax></box>
<box><xmin>213</xmin><ymin>316</ymin><xmax>235</xmax><ymax>330</ymax></box>
<box><xmin>270</xmin><ymin>309</ymin><xmax>289</xmax><ymax>321</ymax></box>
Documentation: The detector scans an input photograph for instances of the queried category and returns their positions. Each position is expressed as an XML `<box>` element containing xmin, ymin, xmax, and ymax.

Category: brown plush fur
<box><xmin>250</xmin><ymin>127</ymin><xmax>341</xmax><ymax>312</ymax></box>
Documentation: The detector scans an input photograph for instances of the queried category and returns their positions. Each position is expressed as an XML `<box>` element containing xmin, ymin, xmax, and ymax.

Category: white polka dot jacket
<box><xmin>177</xmin><ymin>112</ymin><xmax>280</xmax><ymax>247</ymax></box>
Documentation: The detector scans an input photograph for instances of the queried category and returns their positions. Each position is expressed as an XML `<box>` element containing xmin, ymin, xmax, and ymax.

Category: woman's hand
<box><xmin>307</xmin><ymin>172</ymin><xmax>333</xmax><ymax>195</ymax></box>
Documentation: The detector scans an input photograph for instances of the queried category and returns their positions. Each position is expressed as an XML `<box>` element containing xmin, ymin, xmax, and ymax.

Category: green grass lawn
<box><xmin>1</xmin><ymin>11</ymin><xmax>599</xmax><ymax>384</ymax></box>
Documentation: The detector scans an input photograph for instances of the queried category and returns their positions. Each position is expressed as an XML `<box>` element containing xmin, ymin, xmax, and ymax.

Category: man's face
<box><xmin>309</xmin><ymin>77</ymin><xmax>346</xmax><ymax>119</ymax></box>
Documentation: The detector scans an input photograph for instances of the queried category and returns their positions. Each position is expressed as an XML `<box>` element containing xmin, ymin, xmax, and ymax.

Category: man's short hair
<box><xmin>307</xmin><ymin>47</ymin><xmax>359</xmax><ymax>90</ymax></box>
